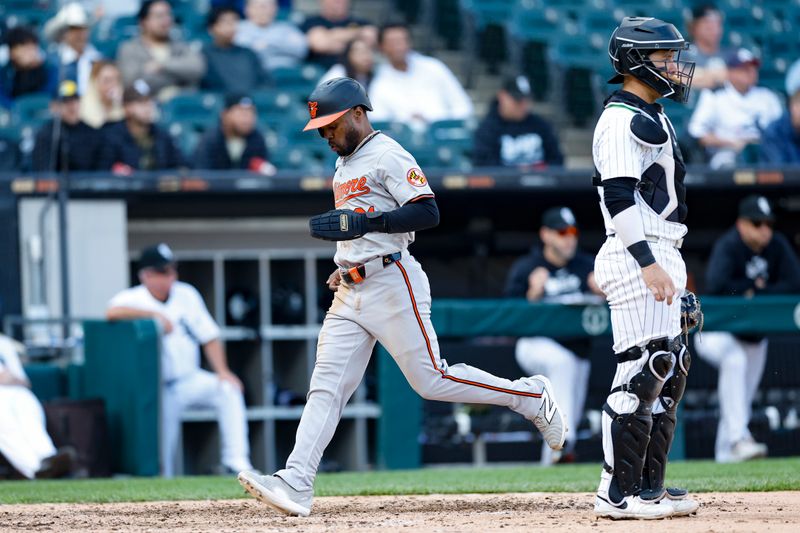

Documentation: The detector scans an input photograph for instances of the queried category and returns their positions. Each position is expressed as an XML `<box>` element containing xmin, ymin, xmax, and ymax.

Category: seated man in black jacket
<box><xmin>32</xmin><ymin>80</ymin><xmax>104</xmax><ymax>172</ymax></box>
<box><xmin>104</xmin><ymin>80</ymin><xmax>186</xmax><ymax>172</ymax></box>
<box><xmin>193</xmin><ymin>93</ymin><xmax>274</xmax><ymax>172</ymax></box>
<box><xmin>694</xmin><ymin>195</ymin><xmax>800</xmax><ymax>463</ymax></box>
<box><xmin>473</xmin><ymin>75</ymin><xmax>563</xmax><ymax>168</ymax></box>
<box><xmin>504</xmin><ymin>207</ymin><xmax>603</xmax><ymax>464</ymax></box>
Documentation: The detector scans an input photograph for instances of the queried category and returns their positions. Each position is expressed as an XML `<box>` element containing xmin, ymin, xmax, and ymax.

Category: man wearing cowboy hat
<box><xmin>43</xmin><ymin>2</ymin><xmax>103</xmax><ymax>95</ymax></box>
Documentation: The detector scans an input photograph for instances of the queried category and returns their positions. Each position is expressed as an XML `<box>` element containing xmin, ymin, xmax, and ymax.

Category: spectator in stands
<box><xmin>318</xmin><ymin>36</ymin><xmax>376</xmax><ymax>89</ymax></box>
<box><xmin>43</xmin><ymin>2</ymin><xmax>102</xmax><ymax>95</ymax></box>
<box><xmin>369</xmin><ymin>22</ymin><xmax>474</xmax><ymax>127</ymax></box>
<box><xmin>760</xmin><ymin>88</ymin><xmax>800</xmax><ymax>164</ymax></box>
<box><xmin>0</xmin><ymin>27</ymin><xmax>58</xmax><ymax>108</ymax></box>
<box><xmin>473</xmin><ymin>75</ymin><xmax>563</xmax><ymax>168</ymax></box>
<box><xmin>194</xmin><ymin>93</ymin><xmax>274</xmax><ymax>172</ymax></box>
<box><xmin>503</xmin><ymin>207</ymin><xmax>602</xmax><ymax>465</ymax></box>
<box><xmin>104</xmin><ymin>80</ymin><xmax>186</xmax><ymax>172</ymax></box>
<box><xmin>32</xmin><ymin>80</ymin><xmax>105</xmax><ymax>172</ymax></box>
<box><xmin>79</xmin><ymin>60</ymin><xmax>124</xmax><ymax>128</ymax></box>
<box><xmin>107</xmin><ymin>243</ymin><xmax>253</xmax><ymax>477</ymax></box>
<box><xmin>0</xmin><ymin>334</ymin><xmax>75</xmax><ymax>480</ymax></box>
<box><xmin>683</xmin><ymin>3</ymin><xmax>730</xmax><ymax>91</ymax></box>
<box><xmin>300</xmin><ymin>0</ymin><xmax>377</xmax><ymax>69</ymax></box>
<box><xmin>202</xmin><ymin>7</ymin><xmax>270</xmax><ymax>94</ymax></box>
<box><xmin>688</xmin><ymin>48</ymin><xmax>783</xmax><ymax>169</ymax></box>
<box><xmin>117</xmin><ymin>0</ymin><xmax>205</xmax><ymax>101</ymax></box>
<box><xmin>694</xmin><ymin>195</ymin><xmax>800</xmax><ymax>463</ymax></box>
<box><xmin>234</xmin><ymin>0</ymin><xmax>308</xmax><ymax>72</ymax></box>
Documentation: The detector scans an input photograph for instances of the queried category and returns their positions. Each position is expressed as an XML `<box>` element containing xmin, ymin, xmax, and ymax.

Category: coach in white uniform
<box><xmin>591</xmin><ymin>18</ymin><xmax>701</xmax><ymax>520</ymax></box>
<box><xmin>107</xmin><ymin>244</ymin><xmax>252</xmax><ymax>477</ymax></box>
<box><xmin>238</xmin><ymin>77</ymin><xmax>566</xmax><ymax>517</ymax></box>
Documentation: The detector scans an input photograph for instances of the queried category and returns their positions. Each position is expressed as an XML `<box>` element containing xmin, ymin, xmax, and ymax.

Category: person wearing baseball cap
<box><xmin>193</xmin><ymin>93</ymin><xmax>274</xmax><ymax>173</ymax></box>
<box><xmin>31</xmin><ymin>80</ymin><xmax>105</xmax><ymax>172</ymax></box>
<box><xmin>688</xmin><ymin>47</ymin><xmax>783</xmax><ymax>169</ymax></box>
<box><xmin>107</xmin><ymin>243</ymin><xmax>254</xmax><ymax>477</ymax></box>
<box><xmin>473</xmin><ymin>75</ymin><xmax>563</xmax><ymax>168</ymax></box>
<box><xmin>103</xmin><ymin>79</ymin><xmax>186</xmax><ymax>172</ymax></box>
<box><xmin>694</xmin><ymin>195</ymin><xmax>800</xmax><ymax>463</ymax></box>
<box><xmin>504</xmin><ymin>206</ymin><xmax>604</xmax><ymax>465</ymax></box>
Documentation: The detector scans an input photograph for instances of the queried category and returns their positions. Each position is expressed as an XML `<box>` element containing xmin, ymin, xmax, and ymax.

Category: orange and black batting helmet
<box><xmin>303</xmin><ymin>77</ymin><xmax>373</xmax><ymax>131</ymax></box>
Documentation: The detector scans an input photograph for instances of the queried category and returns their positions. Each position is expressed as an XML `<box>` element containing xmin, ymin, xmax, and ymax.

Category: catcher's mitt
<box><xmin>680</xmin><ymin>291</ymin><xmax>703</xmax><ymax>335</ymax></box>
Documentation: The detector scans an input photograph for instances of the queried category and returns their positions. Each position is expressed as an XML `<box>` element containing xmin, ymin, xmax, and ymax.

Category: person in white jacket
<box><xmin>368</xmin><ymin>22</ymin><xmax>473</xmax><ymax>127</ymax></box>
<box><xmin>0</xmin><ymin>335</ymin><xmax>74</xmax><ymax>480</ymax></box>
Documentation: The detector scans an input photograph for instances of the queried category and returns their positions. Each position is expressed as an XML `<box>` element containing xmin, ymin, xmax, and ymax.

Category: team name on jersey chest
<box><xmin>334</xmin><ymin>174</ymin><xmax>371</xmax><ymax>207</ymax></box>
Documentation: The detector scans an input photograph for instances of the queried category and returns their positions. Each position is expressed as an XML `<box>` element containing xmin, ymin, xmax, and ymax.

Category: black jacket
<box><xmin>31</xmin><ymin>119</ymin><xmax>106</xmax><ymax>172</ymax></box>
<box><xmin>705</xmin><ymin>227</ymin><xmax>800</xmax><ymax>296</ymax></box>
<box><xmin>473</xmin><ymin>101</ymin><xmax>563</xmax><ymax>167</ymax></box>
<box><xmin>504</xmin><ymin>246</ymin><xmax>594</xmax><ymax>299</ymax></box>
<box><xmin>102</xmin><ymin>120</ymin><xmax>186</xmax><ymax>170</ymax></box>
<box><xmin>193</xmin><ymin>125</ymin><xmax>269</xmax><ymax>170</ymax></box>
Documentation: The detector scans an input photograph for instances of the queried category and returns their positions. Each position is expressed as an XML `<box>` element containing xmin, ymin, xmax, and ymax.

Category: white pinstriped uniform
<box><xmin>592</xmin><ymin>99</ymin><xmax>689</xmax><ymax>475</ymax></box>
<box><xmin>592</xmin><ymin>103</ymin><xmax>688</xmax><ymax>354</ymax></box>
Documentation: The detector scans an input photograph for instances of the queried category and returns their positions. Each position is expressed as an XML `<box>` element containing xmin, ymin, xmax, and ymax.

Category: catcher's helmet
<box><xmin>608</xmin><ymin>17</ymin><xmax>695</xmax><ymax>103</ymax></box>
<box><xmin>303</xmin><ymin>77</ymin><xmax>373</xmax><ymax>131</ymax></box>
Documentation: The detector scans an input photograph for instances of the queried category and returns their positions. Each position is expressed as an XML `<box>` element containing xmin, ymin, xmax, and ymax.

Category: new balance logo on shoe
<box><xmin>541</xmin><ymin>389</ymin><xmax>557</xmax><ymax>424</ymax></box>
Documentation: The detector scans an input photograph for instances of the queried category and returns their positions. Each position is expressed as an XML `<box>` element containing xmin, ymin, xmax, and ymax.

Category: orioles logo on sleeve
<box><xmin>406</xmin><ymin>168</ymin><xmax>427</xmax><ymax>187</ymax></box>
<box><xmin>308</xmin><ymin>101</ymin><xmax>318</xmax><ymax>119</ymax></box>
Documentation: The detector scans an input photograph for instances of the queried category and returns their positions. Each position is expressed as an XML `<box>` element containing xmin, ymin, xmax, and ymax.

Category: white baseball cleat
<box><xmin>660</xmin><ymin>492</ymin><xmax>700</xmax><ymax>517</ymax></box>
<box><xmin>729</xmin><ymin>438</ymin><xmax>768</xmax><ymax>463</ymax></box>
<box><xmin>238</xmin><ymin>471</ymin><xmax>313</xmax><ymax>517</ymax></box>
<box><xmin>594</xmin><ymin>493</ymin><xmax>674</xmax><ymax>520</ymax></box>
<box><xmin>523</xmin><ymin>375</ymin><xmax>567</xmax><ymax>451</ymax></box>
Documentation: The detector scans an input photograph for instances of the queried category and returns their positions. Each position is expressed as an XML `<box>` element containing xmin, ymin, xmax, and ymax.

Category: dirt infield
<box><xmin>2</xmin><ymin>492</ymin><xmax>797</xmax><ymax>532</ymax></box>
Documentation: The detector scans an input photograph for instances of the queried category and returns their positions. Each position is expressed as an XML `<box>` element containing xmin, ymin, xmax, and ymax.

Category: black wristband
<box><xmin>627</xmin><ymin>240</ymin><xmax>656</xmax><ymax>268</ymax></box>
<box><xmin>365</xmin><ymin>211</ymin><xmax>387</xmax><ymax>232</ymax></box>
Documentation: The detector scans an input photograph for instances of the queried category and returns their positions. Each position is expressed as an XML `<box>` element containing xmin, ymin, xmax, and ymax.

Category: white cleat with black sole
<box><xmin>238</xmin><ymin>470</ymin><xmax>313</xmax><ymax>517</ymax></box>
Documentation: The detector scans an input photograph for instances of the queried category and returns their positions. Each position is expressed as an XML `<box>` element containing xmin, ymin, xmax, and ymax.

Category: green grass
<box><xmin>1</xmin><ymin>458</ymin><xmax>798</xmax><ymax>505</ymax></box>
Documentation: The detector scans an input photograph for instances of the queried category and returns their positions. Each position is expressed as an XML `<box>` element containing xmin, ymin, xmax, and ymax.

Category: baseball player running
<box><xmin>591</xmin><ymin>18</ymin><xmax>700</xmax><ymax>519</ymax></box>
<box><xmin>238</xmin><ymin>77</ymin><xmax>566</xmax><ymax>516</ymax></box>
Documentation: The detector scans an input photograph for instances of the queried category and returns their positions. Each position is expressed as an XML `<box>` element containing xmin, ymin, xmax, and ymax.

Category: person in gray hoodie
<box><xmin>234</xmin><ymin>0</ymin><xmax>308</xmax><ymax>72</ymax></box>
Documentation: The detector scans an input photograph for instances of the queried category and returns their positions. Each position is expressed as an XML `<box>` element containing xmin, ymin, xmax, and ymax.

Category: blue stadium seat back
<box><xmin>271</xmin><ymin>64</ymin><xmax>324</xmax><ymax>96</ymax></box>
<box><xmin>12</xmin><ymin>93</ymin><xmax>52</xmax><ymax>128</ymax></box>
<box><xmin>0</xmin><ymin>7</ymin><xmax>56</xmax><ymax>29</ymax></box>
<box><xmin>549</xmin><ymin>35</ymin><xmax>603</xmax><ymax>70</ymax></box>
<box><xmin>160</xmin><ymin>92</ymin><xmax>223</xmax><ymax>128</ymax></box>
<box><xmin>507</xmin><ymin>4</ymin><xmax>568</xmax><ymax>41</ymax></box>
<box><xmin>578</xmin><ymin>9</ymin><xmax>620</xmax><ymax>34</ymax></box>
<box><xmin>460</xmin><ymin>0</ymin><xmax>518</xmax><ymax>28</ymax></box>
<box><xmin>372</xmin><ymin>121</ymin><xmax>414</xmax><ymax>145</ymax></box>
<box><xmin>436</xmin><ymin>148</ymin><xmax>473</xmax><ymax>171</ymax></box>
<box><xmin>258</xmin><ymin>105</ymin><xmax>308</xmax><ymax>136</ymax></box>
<box><xmin>428</xmin><ymin>119</ymin><xmax>475</xmax><ymax>155</ymax></box>
<box><xmin>251</xmin><ymin>89</ymin><xmax>296</xmax><ymax>114</ymax></box>
<box><xmin>172</xmin><ymin>0</ymin><xmax>207</xmax><ymax>38</ymax></box>
<box><xmin>166</xmin><ymin>121</ymin><xmax>201</xmax><ymax>156</ymax></box>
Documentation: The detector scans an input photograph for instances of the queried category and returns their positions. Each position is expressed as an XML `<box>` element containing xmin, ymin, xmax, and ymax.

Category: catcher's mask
<box><xmin>608</xmin><ymin>17</ymin><xmax>695</xmax><ymax>103</ymax></box>
<box><xmin>303</xmin><ymin>77</ymin><xmax>373</xmax><ymax>132</ymax></box>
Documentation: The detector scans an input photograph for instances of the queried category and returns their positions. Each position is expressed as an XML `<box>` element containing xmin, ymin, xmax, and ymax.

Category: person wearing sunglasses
<box><xmin>106</xmin><ymin>243</ymin><xmax>253</xmax><ymax>477</ymax></box>
<box><xmin>694</xmin><ymin>194</ymin><xmax>800</xmax><ymax>463</ymax></box>
<box><xmin>504</xmin><ymin>206</ymin><xmax>604</xmax><ymax>465</ymax></box>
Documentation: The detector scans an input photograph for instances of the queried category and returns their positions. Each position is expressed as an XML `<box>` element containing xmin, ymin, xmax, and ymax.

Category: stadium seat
<box><xmin>427</xmin><ymin>119</ymin><xmax>475</xmax><ymax>158</ymax></box>
<box><xmin>166</xmin><ymin>121</ymin><xmax>201</xmax><ymax>157</ymax></box>
<box><xmin>160</xmin><ymin>92</ymin><xmax>223</xmax><ymax>130</ymax></box>
<box><xmin>372</xmin><ymin>121</ymin><xmax>415</xmax><ymax>146</ymax></box>
<box><xmin>11</xmin><ymin>94</ymin><xmax>52</xmax><ymax>128</ymax></box>
<box><xmin>91</xmin><ymin>15</ymin><xmax>140</xmax><ymax>58</ymax></box>
<box><xmin>270</xmin><ymin>65</ymin><xmax>324</xmax><ymax>100</ymax></box>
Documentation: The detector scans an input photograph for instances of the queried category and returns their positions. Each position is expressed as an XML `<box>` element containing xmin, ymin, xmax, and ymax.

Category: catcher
<box><xmin>238</xmin><ymin>77</ymin><xmax>567</xmax><ymax>516</ymax></box>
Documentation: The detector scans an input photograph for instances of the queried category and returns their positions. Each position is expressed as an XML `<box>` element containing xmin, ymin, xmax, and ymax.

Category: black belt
<box><xmin>341</xmin><ymin>252</ymin><xmax>401</xmax><ymax>284</ymax></box>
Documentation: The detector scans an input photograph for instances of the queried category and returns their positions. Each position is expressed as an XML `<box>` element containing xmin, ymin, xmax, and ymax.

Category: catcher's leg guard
<box><xmin>604</xmin><ymin>338</ymin><xmax>674</xmax><ymax>498</ymax></box>
<box><xmin>642</xmin><ymin>339</ymin><xmax>691</xmax><ymax>499</ymax></box>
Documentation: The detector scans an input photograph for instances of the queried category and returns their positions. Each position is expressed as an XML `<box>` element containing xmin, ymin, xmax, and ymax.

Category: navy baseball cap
<box><xmin>726</xmin><ymin>48</ymin><xmax>761</xmax><ymax>69</ymax></box>
<box><xmin>738</xmin><ymin>195</ymin><xmax>774</xmax><ymax>222</ymax></box>
<box><xmin>502</xmin><ymin>75</ymin><xmax>532</xmax><ymax>100</ymax></box>
<box><xmin>52</xmin><ymin>79</ymin><xmax>80</xmax><ymax>101</ymax></box>
<box><xmin>224</xmin><ymin>93</ymin><xmax>255</xmax><ymax>110</ymax></box>
<box><xmin>138</xmin><ymin>243</ymin><xmax>176</xmax><ymax>270</ymax></box>
<box><xmin>542</xmin><ymin>207</ymin><xmax>578</xmax><ymax>230</ymax></box>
